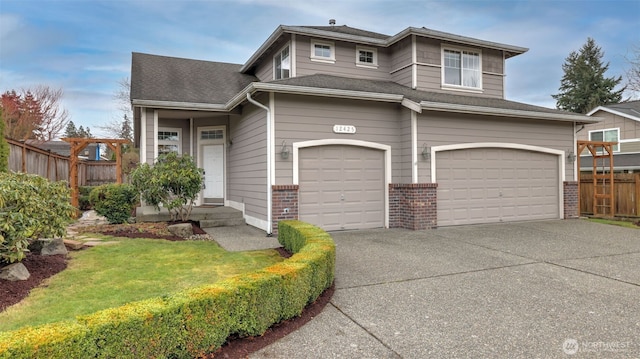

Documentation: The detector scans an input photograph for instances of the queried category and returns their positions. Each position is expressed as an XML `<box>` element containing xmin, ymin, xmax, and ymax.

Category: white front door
<box><xmin>202</xmin><ymin>144</ymin><xmax>224</xmax><ymax>203</ymax></box>
<box><xmin>198</xmin><ymin>126</ymin><xmax>225</xmax><ymax>206</ymax></box>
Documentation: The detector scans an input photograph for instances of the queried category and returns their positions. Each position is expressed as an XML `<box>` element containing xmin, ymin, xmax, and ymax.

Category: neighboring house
<box><xmin>25</xmin><ymin>140</ymin><xmax>102</xmax><ymax>161</ymax></box>
<box><xmin>131</xmin><ymin>22</ymin><xmax>596</xmax><ymax>234</ymax></box>
<box><xmin>580</xmin><ymin>100</ymin><xmax>640</xmax><ymax>173</ymax></box>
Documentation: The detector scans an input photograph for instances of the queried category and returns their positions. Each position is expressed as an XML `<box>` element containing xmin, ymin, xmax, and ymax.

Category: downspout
<box><xmin>246</xmin><ymin>93</ymin><xmax>273</xmax><ymax>236</ymax></box>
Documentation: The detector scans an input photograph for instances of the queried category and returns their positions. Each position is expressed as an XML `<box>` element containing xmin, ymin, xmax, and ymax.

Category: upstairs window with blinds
<box><xmin>443</xmin><ymin>48</ymin><xmax>481</xmax><ymax>89</ymax></box>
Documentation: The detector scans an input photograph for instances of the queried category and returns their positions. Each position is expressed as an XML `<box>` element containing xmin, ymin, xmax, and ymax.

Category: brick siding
<box><xmin>563</xmin><ymin>181</ymin><xmax>579</xmax><ymax>219</ymax></box>
<box><xmin>271</xmin><ymin>185</ymin><xmax>299</xmax><ymax>235</ymax></box>
<box><xmin>389</xmin><ymin>183</ymin><xmax>438</xmax><ymax>230</ymax></box>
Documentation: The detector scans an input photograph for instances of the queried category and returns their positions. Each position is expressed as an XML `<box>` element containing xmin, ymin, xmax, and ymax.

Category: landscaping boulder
<box><xmin>0</xmin><ymin>262</ymin><xmax>30</xmax><ymax>281</ymax></box>
<box><xmin>29</xmin><ymin>238</ymin><xmax>68</xmax><ymax>256</ymax></box>
<box><xmin>168</xmin><ymin>223</ymin><xmax>193</xmax><ymax>238</ymax></box>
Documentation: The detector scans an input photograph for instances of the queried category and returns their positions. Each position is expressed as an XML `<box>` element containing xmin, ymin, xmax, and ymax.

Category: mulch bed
<box><xmin>0</xmin><ymin>253</ymin><xmax>67</xmax><ymax>312</ymax></box>
<box><xmin>0</xmin><ymin>224</ymin><xmax>333</xmax><ymax>358</ymax></box>
<box><xmin>101</xmin><ymin>220</ymin><xmax>208</xmax><ymax>241</ymax></box>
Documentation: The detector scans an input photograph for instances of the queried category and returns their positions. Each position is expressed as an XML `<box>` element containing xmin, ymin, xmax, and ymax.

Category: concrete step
<box><xmin>200</xmin><ymin>217</ymin><xmax>246</xmax><ymax>228</ymax></box>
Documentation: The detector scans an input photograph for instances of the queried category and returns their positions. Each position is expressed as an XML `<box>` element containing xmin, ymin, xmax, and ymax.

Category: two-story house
<box><xmin>130</xmin><ymin>22</ymin><xmax>596</xmax><ymax>234</ymax></box>
<box><xmin>579</xmin><ymin>100</ymin><xmax>640</xmax><ymax>173</ymax></box>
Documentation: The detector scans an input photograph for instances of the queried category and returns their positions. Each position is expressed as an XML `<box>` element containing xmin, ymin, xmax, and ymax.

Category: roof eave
<box><xmin>587</xmin><ymin>106</ymin><xmax>640</xmax><ymax>122</ymax></box>
<box><xmin>420</xmin><ymin>101</ymin><xmax>598</xmax><ymax>123</ymax></box>
<box><xmin>131</xmin><ymin>99</ymin><xmax>228</xmax><ymax>111</ymax></box>
<box><xmin>388</xmin><ymin>27</ymin><xmax>528</xmax><ymax>57</ymax></box>
<box><xmin>252</xmin><ymin>82</ymin><xmax>403</xmax><ymax>102</ymax></box>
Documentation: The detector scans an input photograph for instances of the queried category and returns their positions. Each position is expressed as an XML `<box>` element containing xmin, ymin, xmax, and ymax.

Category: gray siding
<box><xmin>144</xmin><ymin>108</ymin><xmax>154</xmax><ymax>164</ymax></box>
<box><xmin>272</xmin><ymin>94</ymin><xmax>404</xmax><ymax>184</ymax></box>
<box><xmin>391</xmin><ymin>66</ymin><xmax>412</xmax><ymax>88</ymax></box>
<box><xmin>416</xmin><ymin>37</ymin><xmax>440</xmax><ymax>65</ymax></box>
<box><xmin>482</xmin><ymin>74</ymin><xmax>503</xmax><ymax>98</ymax></box>
<box><xmin>417</xmin><ymin>112</ymin><xmax>575</xmax><ymax>182</ymax></box>
<box><xmin>295</xmin><ymin>36</ymin><xmax>390</xmax><ymax>81</ymax></box>
<box><xmin>390</xmin><ymin>37</ymin><xmax>412</xmax><ymax>71</ymax></box>
<box><xmin>578</xmin><ymin>110</ymin><xmax>640</xmax><ymax>154</ymax></box>
<box><xmin>399</xmin><ymin>108</ymin><xmax>413</xmax><ymax>183</ymax></box>
<box><xmin>228</xmin><ymin>99</ymin><xmax>268</xmax><ymax>220</ymax></box>
<box><xmin>416</xmin><ymin>65</ymin><xmax>440</xmax><ymax>92</ymax></box>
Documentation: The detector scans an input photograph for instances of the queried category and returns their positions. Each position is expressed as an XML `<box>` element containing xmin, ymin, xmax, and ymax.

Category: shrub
<box><xmin>131</xmin><ymin>152</ymin><xmax>203</xmax><ymax>221</ymax></box>
<box><xmin>0</xmin><ymin>172</ymin><xmax>75</xmax><ymax>264</ymax></box>
<box><xmin>89</xmin><ymin>184</ymin><xmax>138</xmax><ymax>224</ymax></box>
<box><xmin>78</xmin><ymin>186</ymin><xmax>95</xmax><ymax>210</ymax></box>
<box><xmin>0</xmin><ymin>220</ymin><xmax>335</xmax><ymax>358</ymax></box>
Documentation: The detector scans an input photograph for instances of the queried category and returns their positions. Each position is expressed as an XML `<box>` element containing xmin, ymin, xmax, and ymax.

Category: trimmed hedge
<box><xmin>0</xmin><ymin>220</ymin><xmax>335</xmax><ymax>358</ymax></box>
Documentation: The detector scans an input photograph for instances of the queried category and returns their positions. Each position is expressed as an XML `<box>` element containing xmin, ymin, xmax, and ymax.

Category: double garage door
<box><xmin>297</xmin><ymin>145</ymin><xmax>560</xmax><ymax>230</ymax></box>
<box><xmin>299</xmin><ymin>145</ymin><xmax>384</xmax><ymax>231</ymax></box>
<box><xmin>437</xmin><ymin>148</ymin><xmax>560</xmax><ymax>226</ymax></box>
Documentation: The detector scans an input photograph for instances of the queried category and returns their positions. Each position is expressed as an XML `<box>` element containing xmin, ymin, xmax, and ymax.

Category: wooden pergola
<box><xmin>62</xmin><ymin>138</ymin><xmax>130</xmax><ymax>215</ymax></box>
<box><xmin>576</xmin><ymin>140</ymin><xmax>616</xmax><ymax>217</ymax></box>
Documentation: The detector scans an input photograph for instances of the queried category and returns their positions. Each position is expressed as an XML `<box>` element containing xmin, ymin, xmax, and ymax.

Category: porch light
<box><xmin>280</xmin><ymin>140</ymin><xmax>290</xmax><ymax>159</ymax></box>
<box><xmin>567</xmin><ymin>150</ymin><xmax>576</xmax><ymax>163</ymax></box>
<box><xmin>421</xmin><ymin>143</ymin><xmax>430</xmax><ymax>160</ymax></box>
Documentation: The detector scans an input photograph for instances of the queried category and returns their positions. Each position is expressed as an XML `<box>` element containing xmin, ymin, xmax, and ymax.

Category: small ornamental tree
<box><xmin>131</xmin><ymin>152</ymin><xmax>204</xmax><ymax>221</ymax></box>
<box><xmin>0</xmin><ymin>107</ymin><xmax>8</xmax><ymax>172</ymax></box>
<box><xmin>0</xmin><ymin>172</ymin><xmax>75</xmax><ymax>264</ymax></box>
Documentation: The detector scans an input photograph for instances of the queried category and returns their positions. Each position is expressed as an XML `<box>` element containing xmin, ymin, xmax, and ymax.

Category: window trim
<box><xmin>273</xmin><ymin>42</ymin><xmax>291</xmax><ymax>80</ymax></box>
<box><xmin>588</xmin><ymin>127</ymin><xmax>620</xmax><ymax>153</ymax></box>
<box><xmin>356</xmin><ymin>46</ymin><xmax>378</xmax><ymax>68</ymax></box>
<box><xmin>157</xmin><ymin>127</ymin><xmax>182</xmax><ymax>156</ymax></box>
<box><xmin>441</xmin><ymin>45</ymin><xmax>483</xmax><ymax>91</ymax></box>
<box><xmin>310</xmin><ymin>39</ymin><xmax>335</xmax><ymax>63</ymax></box>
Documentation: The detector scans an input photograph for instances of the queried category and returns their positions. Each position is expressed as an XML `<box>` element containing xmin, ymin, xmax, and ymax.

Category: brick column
<box><xmin>389</xmin><ymin>183</ymin><xmax>438</xmax><ymax>230</ymax></box>
<box><xmin>272</xmin><ymin>185</ymin><xmax>299</xmax><ymax>235</ymax></box>
<box><xmin>563</xmin><ymin>181</ymin><xmax>579</xmax><ymax>219</ymax></box>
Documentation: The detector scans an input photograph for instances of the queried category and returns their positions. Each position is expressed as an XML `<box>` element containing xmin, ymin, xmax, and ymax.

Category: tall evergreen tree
<box><xmin>552</xmin><ymin>38</ymin><xmax>625</xmax><ymax>114</ymax></box>
<box><xmin>64</xmin><ymin>120</ymin><xmax>78</xmax><ymax>138</ymax></box>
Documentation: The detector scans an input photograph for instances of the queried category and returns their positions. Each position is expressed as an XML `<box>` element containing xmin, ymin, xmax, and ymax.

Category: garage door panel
<box><xmin>299</xmin><ymin>145</ymin><xmax>384</xmax><ymax>231</ymax></box>
<box><xmin>437</xmin><ymin>148</ymin><xmax>559</xmax><ymax>226</ymax></box>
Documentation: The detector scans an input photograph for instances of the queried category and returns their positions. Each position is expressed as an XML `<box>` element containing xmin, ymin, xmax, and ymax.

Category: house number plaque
<box><xmin>333</xmin><ymin>125</ymin><xmax>356</xmax><ymax>134</ymax></box>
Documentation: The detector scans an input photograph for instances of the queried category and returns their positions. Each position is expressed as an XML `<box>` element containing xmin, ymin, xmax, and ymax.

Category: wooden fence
<box><xmin>580</xmin><ymin>173</ymin><xmax>640</xmax><ymax>217</ymax></box>
<box><xmin>7</xmin><ymin>138</ymin><xmax>118</xmax><ymax>186</ymax></box>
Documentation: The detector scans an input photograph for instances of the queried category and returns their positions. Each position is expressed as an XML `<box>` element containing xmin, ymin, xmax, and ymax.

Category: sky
<box><xmin>1</xmin><ymin>0</ymin><xmax>639</xmax><ymax>137</ymax></box>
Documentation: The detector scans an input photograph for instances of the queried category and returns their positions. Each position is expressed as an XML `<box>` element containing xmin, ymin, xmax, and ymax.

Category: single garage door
<box><xmin>437</xmin><ymin>148</ymin><xmax>559</xmax><ymax>226</ymax></box>
<box><xmin>299</xmin><ymin>145</ymin><xmax>384</xmax><ymax>231</ymax></box>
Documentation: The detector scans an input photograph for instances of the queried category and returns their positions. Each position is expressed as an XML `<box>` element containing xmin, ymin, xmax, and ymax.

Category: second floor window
<box><xmin>356</xmin><ymin>46</ymin><xmax>378</xmax><ymax>67</ymax></box>
<box><xmin>310</xmin><ymin>40</ymin><xmax>335</xmax><ymax>63</ymax></box>
<box><xmin>274</xmin><ymin>45</ymin><xmax>290</xmax><ymax>79</ymax></box>
<box><xmin>589</xmin><ymin>128</ymin><xmax>619</xmax><ymax>152</ymax></box>
<box><xmin>443</xmin><ymin>49</ymin><xmax>481</xmax><ymax>89</ymax></box>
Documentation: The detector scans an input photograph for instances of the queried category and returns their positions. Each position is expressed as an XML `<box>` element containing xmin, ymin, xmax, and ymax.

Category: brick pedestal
<box><xmin>563</xmin><ymin>181</ymin><xmax>579</xmax><ymax>219</ymax></box>
<box><xmin>272</xmin><ymin>185</ymin><xmax>299</xmax><ymax>235</ymax></box>
<box><xmin>389</xmin><ymin>183</ymin><xmax>438</xmax><ymax>230</ymax></box>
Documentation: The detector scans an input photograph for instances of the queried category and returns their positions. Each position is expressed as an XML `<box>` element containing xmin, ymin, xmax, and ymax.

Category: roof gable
<box><xmin>240</xmin><ymin>24</ymin><xmax>528</xmax><ymax>73</ymax></box>
<box><xmin>587</xmin><ymin>101</ymin><xmax>640</xmax><ymax>123</ymax></box>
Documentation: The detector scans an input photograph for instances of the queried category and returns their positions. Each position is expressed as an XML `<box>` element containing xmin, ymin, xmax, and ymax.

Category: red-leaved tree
<box><xmin>1</xmin><ymin>86</ymin><xmax>70</xmax><ymax>142</ymax></box>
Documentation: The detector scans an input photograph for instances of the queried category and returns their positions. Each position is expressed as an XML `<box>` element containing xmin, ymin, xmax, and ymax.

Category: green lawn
<box><xmin>0</xmin><ymin>238</ymin><xmax>283</xmax><ymax>332</ymax></box>
<box><xmin>587</xmin><ymin>217</ymin><xmax>640</xmax><ymax>229</ymax></box>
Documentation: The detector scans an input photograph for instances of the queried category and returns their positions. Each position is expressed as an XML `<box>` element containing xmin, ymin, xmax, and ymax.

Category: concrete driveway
<box><xmin>251</xmin><ymin>220</ymin><xmax>640</xmax><ymax>358</ymax></box>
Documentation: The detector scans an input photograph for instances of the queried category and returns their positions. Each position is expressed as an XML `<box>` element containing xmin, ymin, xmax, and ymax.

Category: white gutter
<box><xmin>131</xmin><ymin>99</ymin><xmax>227</xmax><ymax>111</ymax></box>
<box><xmin>246</xmin><ymin>93</ymin><xmax>273</xmax><ymax>236</ymax></box>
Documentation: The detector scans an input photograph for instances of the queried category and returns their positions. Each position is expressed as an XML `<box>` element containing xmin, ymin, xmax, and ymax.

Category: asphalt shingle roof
<box><xmin>269</xmin><ymin>74</ymin><xmax>572</xmax><ymax>116</ymax></box>
<box><xmin>131</xmin><ymin>52</ymin><xmax>257</xmax><ymax>104</ymax></box>
<box><xmin>300</xmin><ymin>25</ymin><xmax>390</xmax><ymax>40</ymax></box>
<box><xmin>604</xmin><ymin>100</ymin><xmax>640</xmax><ymax>119</ymax></box>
